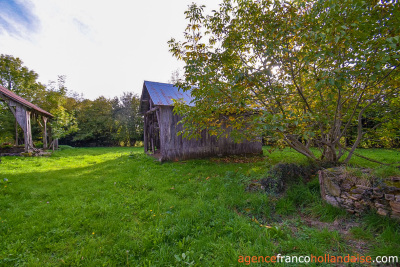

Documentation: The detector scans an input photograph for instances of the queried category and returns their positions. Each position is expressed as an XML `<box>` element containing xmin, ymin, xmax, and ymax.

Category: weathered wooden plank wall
<box><xmin>158</xmin><ymin>106</ymin><xmax>262</xmax><ymax>161</ymax></box>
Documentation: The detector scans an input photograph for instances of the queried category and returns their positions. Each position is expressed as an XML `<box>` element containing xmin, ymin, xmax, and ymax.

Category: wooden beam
<box><xmin>146</xmin><ymin>106</ymin><xmax>159</xmax><ymax>115</ymax></box>
<box><xmin>144</xmin><ymin>115</ymin><xmax>148</xmax><ymax>152</ymax></box>
<box><xmin>15</xmin><ymin>120</ymin><xmax>18</xmax><ymax>146</ymax></box>
<box><xmin>25</xmin><ymin>110</ymin><xmax>33</xmax><ymax>152</ymax></box>
<box><xmin>14</xmin><ymin>105</ymin><xmax>33</xmax><ymax>152</ymax></box>
<box><xmin>155</xmin><ymin>108</ymin><xmax>160</xmax><ymax>124</ymax></box>
<box><xmin>43</xmin><ymin>116</ymin><xmax>48</xmax><ymax>149</ymax></box>
<box><xmin>8</xmin><ymin>104</ymin><xmax>16</xmax><ymax>116</ymax></box>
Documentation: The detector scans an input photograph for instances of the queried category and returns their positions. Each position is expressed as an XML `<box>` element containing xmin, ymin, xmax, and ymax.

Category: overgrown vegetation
<box><xmin>0</xmin><ymin>147</ymin><xmax>399</xmax><ymax>265</ymax></box>
<box><xmin>169</xmin><ymin>0</ymin><xmax>400</xmax><ymax>163</ymax></box>
<box><xmin>0</xmin><ymin>54</ymin><xmax>143</xmax><ymax>148</ymax></box>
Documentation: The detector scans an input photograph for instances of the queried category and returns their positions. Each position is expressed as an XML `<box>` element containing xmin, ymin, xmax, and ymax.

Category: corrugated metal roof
<box><xmin>0</xmin><ymin>85</ymin><xmax>53</xmax><ymax>117</ymax></box>
<box><xmin>144</xmin><ymin>81</ymin><xmax>193</xmax><ymax>106</ymax></box>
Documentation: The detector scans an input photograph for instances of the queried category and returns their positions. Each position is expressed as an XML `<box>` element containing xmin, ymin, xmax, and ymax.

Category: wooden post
<box><xmin>43</xmin><ymin>117</ymin><xmax>48</xmax><ymax>149</ymax></box>
<box><xmin>144</xmin><ymin>115</ymin><xmax>148</xmax><ymax>152</ymax></box>
<box><xmin>26</xmin><ymin>110</ymin><xmax>33</xmax><ymax>151</ymax></box>
<box><xmin>15</xmin><ymin>120</ymin><xmax>18</xmax><ymax>146</ymax></box>
<box><xmin>14</xmin><ymin>104</ymin><xmax>33</xmax><ymax>152</ymax></box>
<box><xmin>25</xmin><ymin>110</ymin><xmax>33</xmax><ymax>151</ymax></box>
<box><xmin>151</xmin><ymin>116</ymin><xmax>155</xmax><ymax>153</ymax></box>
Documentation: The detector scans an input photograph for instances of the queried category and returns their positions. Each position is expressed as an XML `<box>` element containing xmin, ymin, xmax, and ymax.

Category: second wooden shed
<box><xmin>139</xmin><ymin>81</ymin><xmax>262</xmax><ymax>161</ymax></box>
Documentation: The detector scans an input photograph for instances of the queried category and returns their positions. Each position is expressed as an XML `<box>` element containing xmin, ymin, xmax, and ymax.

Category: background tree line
<box><xmin>0</xmin><ymin>54</ymin><xmax>143</xmax><ymax>147</ymax></box>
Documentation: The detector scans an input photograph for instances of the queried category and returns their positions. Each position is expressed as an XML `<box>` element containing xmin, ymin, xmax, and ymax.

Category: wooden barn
<box><xmin>0</xmin><ymin>85</ymin><xmax>55</xmax><ymax>152</ymax></box>
<box><xmin>139</xmin><ymin>81</ymin><xmax>262</xmax><ymax>161</ymax></box>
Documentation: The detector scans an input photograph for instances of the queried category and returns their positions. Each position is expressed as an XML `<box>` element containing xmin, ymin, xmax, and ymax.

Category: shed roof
<box><xmin>0</xmin><ymin>85</ymin><xmax>53</xmax><ymax>117</ymax></box>
<box><xmin>140</xmin><ymin>81</ymin><xmax>193</xmax><ymax>113</ymax></box>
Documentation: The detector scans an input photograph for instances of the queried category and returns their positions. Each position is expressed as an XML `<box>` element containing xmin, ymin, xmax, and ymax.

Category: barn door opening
<box><xmin>144</xmin><ymin>107</ymin><xmax>161</xmax><ymax>154</ymax></box>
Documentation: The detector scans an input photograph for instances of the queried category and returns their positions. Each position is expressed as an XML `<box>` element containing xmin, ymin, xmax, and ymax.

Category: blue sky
<box><xmin>0</xmin><ymin>0</ymin><xmax>39</xmax><ymax>36</ymax></box>
<box><xmin>0</xmin><ymin>0</ymin><xmax>220</xmax><ymax>99</ymax></box>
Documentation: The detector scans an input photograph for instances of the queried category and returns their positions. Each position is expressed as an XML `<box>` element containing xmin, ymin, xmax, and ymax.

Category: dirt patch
<box><xmin>233</xmin><ymin>205</ymin><xmax>373</xmax><ymax>256</ymax></box>
<box><xmin>298</xmin><ymin>213</ymin><xmax>372</xmax><ymax>255</ymax></box>
<box><xmin>300</xmin><ymin>214</ymin><xmax>360</xmax><ymax>235</ymax></box>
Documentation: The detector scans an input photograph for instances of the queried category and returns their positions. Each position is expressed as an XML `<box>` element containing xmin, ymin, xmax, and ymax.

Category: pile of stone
<box><xmin>319</xmin><ymin>167</ymin><xmax>400</xmax><ymax>220</ymax></box>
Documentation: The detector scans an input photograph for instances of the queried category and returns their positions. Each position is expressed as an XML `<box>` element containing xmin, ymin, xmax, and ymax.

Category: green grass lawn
<box><xmin>0</xmin><ymin>147</ymin><xmax>399</xmax><ymax>266</ymax></box>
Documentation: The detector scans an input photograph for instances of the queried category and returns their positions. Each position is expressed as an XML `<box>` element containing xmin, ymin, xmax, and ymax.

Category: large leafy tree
<box><xmin>40</xmin><ymin>76</ymin><xmax>78</xmax><ymax>140</ymax></box>
<box><xmin>0</xmin><ymin>54</ymin><xmax>45</xmax><ymax>100</ymax></box>
<box><xmin>70</xmin><ymin>97</ymin><xmax>115</xmax><ymax>146</ymax></box>
<box><xmin>0</xmin><ymin>54</ymin><xmax>46</xmax><ymax>144</ymax></box>
<box><xmin>169</xmin><ymin>0</ymin><xmax>400</xmax><ymax>163</ymax></box>
<box><xmin>67</xmin><ymin>93</ymin><xmax>143</xmax><ymax>147</ymax></box>
<box><xmin>111</xmin><ymin>92</ymin><xmax>143</xmax><ymax>146</ymax></box>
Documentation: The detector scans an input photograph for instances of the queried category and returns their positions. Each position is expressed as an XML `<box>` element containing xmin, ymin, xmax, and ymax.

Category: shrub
<box><xmin>260</xmin><ymin>162</ymin><xmax>336</xmax><ymax>194</ymax></box>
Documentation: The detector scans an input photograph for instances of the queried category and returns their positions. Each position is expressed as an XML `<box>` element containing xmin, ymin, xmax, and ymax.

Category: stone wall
<box><xmin>319</xmin><ymin>167</ymin><xmax>400</xmax><ymax>220</ymax></box>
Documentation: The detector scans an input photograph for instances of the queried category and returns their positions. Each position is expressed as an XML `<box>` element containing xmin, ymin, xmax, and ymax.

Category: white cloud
<box><xmin>0</xmin><ymin>0</ymin><xmax>221</xmax><ymax>99</ymax></box>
